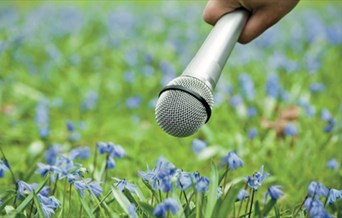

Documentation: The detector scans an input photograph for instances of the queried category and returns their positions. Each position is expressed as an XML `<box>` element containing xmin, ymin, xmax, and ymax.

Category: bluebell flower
<box><xmin>45</xmin><ymin>144</ymin><xmax>62</xmax><ymax>165</ymax></box>
<box><xmin>38</xmin><ymin>194</ymin><xmax>61</xmax><ymax>209</ymax></box>
<box><xmin>304</xmin><ymin>197</ymin><xmax>332</xmax><ymax>218</ymax></box>
<box><xmin>73</xmin><ymin>179</ymin><xmax>88</xmax><ymax>198</ymax></box>
<box><xmin>35</xmin><ymin>163</ymin><xmax>56</xmax><ymax>177</ymax></box>
<box><xmin>326</xmin><ymin>189</ymin><xmax>342</xmax><ymax>205</ymax></box>
<box><xmin>159</xmin><ymin>177</ymin><xmax>174</xmax><ymax>193</ymax></box>
<box><xmin>113</xmin><ymin>178</ymin><xmax>137</xmax><ymax>193</ymax></box>
<box><xmin>192</xmin><ymin>139</ymin><xmax>207</xmax><ymax>155</ymax></box>
<box><xmin>247</xmin><ymin>165</ymin><xmax>270</xmax><ymax>191</ymax></box>
<box><xmin>40</xmin><ymin>204</ymin><xmax>55</xmax><ymax>218</ymax></box>
<box><xmin>87</xmin><ymin>179</ymin><xmax>103</xmax><ymax>198</ymax></box>
<box><xmin>266</xmin><ymin>74</ymin><xmax>281</xmax><ymax>98</ymax></box>
<box><xmin>176</xmin><ymin>171</ymin><xmax>192</xmax><ymax>191</ymax></box>
<box><xmin>192</xmin><ymin>171</ymin><xmax>200</xmax><ymax>181</ymax></box>
<box><xmin>81</xmin><ymin>91</ymin><xmax>98</xmax><ymax>111</ymax></box>
<box><xmin>138</xmin><ymin>158</ymin><xmax>176</xmax><ymax>191</ymax></box>
<box><xmin>66</xmin><ymin>120</ymin><xmax>74</xmax><ymax>132</ymax></box>
<box><xmin>237</xmin><ymin>189</ymin><xmax>249</xmax><ymax>201</ymax></box>
<box><xmin>248</xmin><ymin>128</ymin><xmax>258</xmax><ymax>139</ymax></box>
<box><xmin>247</xmin><ymin>106</ymin><xmax>257</xmax><ymax>117</ymax></box>
<box><xmin>126</xmin><ymin>96</ymin><xmax>142</xmax><ymax>109</ymax></box>
<box><xmin>221</xmin><ymin>151</ymin><xmax>243</xmax><ymax>170</ymax></box>
<box><xmin>308</xmin><ymin>181</ymin><xmax>329</xmax><ymax>198</ymax></box>
<box><xmin>195</xmin><ymin>176</ymin><xmax>210</xmax><ymax>192</ymax></box>
<box><xmin>35</xmin><ymin>100</ymin><xmax>49</xmax><ymax>138</ymax></box>
<box><xmin>153</xmin><ymin>198</ymin><xmax>179</xmax><ymax>218</ymax></box>
<box><xmin>321</xmin><ymin>109</ymin><xmax>332</xmax><ymax>122</ymax></box>
<box><xmin>310</xmin><ymin>83</ymin><xmax>325</xmax><ymax>93</ymax></box>
<box><xmin>264</xmin><ymin>185</ymin><xmax>284</xmax><ymax>201</ymax></box>
<box><xmin>17</xmin><ymin>180</ymin><xmax>38</xmax><ymax>198</ymax></box>
<box><xmin>69</xmin><ymin>147</ymin><xmax>90</xmax><ymax>160</ymax></box>
<box><xmin>0</xmin><ymin>160</ymin><xmax>9</xmax><ymax>178</ymax></box>
<box><xmin>39</xmin><ymin>186</ymin><xmax>50</xmax><ymax>197</ymax></box>
<box><xmin>284</xmin><ymin>123</ymin><xmax>297</xmax><ymax>137</ymax></box>
<box><xmin>106</xmin><ymin>156</ymin><xmax>116</xmax><ymax>169</ymax></box>
<box><xmin>326</xmin><ymin>158</ymin><xmax>339</xmax><ymax>170</ymax></box>
<box><xmin>238</xmin><ymin>73</ymin><xmax>255</xmax><ymax>101</ymax></box>
<box><xmin>229</xmin><ymin>95</ymin><xmax>242</xmax><ymax>108</ymax></box>
<box><xmin>323</xmin><ymin>119</ymin><xmax>335</xmax><ymax>133</ymax></box>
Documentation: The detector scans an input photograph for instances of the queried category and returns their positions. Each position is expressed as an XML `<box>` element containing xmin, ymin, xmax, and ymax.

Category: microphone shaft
<box><xmin>182</xmin><ymin>9</ymin><xmax>248</xmax><ymax>90</ymax></box>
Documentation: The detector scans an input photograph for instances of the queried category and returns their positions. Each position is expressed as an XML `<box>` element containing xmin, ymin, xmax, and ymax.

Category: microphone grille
<box><xmin>155</xmin><ymin>76</ymin><xmax>214</xmax><ymax>137</ymax></box>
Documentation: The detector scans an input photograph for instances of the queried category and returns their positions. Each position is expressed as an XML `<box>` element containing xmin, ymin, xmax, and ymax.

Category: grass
<box><xmin>0</xmin><ymin>1</ymin><xmax>341</xmax><ymax>217</ymax></box>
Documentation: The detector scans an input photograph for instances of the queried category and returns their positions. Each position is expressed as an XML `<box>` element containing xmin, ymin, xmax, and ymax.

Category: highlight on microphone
<box><xmin>155</xmin><ymin>76</ymin><xmax>214</xmax><ymax>137</ymax></box>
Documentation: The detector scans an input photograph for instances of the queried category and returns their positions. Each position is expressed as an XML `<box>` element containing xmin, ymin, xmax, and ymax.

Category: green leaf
<box><xmin>217</xmin><ymin>180</ymin><xmax>245</xmax><ymax>218</ymax></box>
<box><xmin>15</xmin><ymin>175</ymin><xmax>49</xmax><ymax>213</ymax></box>
<box><xmin>138</xmin><ymin>201</ymin><xmax>155</xmax><ymax>217</ymax></box>
<box><xmin>254</xmin><ymin>200</ymin><xmax>261</xmax><ymax>217</ymax></box>
<box><xmin>78</xmin><ymin>193</ymin><xmax>95</xmax><ymax>218</ymax></box>
<box><xmin>33</xmin><ymin>191</ymin><xmax>45</xmax><ymax>218</ymax></box>
<box><xmin>111</xmin><ymin>186</ymin><xmax>130</xmax><ymax>214</ymax></box>
<box><xmin>263</xmin><ymin>199</ymin><xmax>277</xmax><ymax>216</ymax></box>
<box><xmin>204</xmin><ymin>161</ymin><xmax>218</xmax><ymax>218</ymax></box>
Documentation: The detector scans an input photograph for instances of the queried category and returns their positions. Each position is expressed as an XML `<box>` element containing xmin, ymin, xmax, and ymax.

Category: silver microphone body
<box><xmin>155</xmin><ymin>10</ymin><xmax>248</xmax><ymax>137</ymax></box>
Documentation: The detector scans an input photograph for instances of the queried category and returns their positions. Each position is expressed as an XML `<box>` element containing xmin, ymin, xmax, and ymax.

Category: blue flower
<box><xmin>106</xmin><ymin>156</ymin><xmax>116</xmax><ymax>169</ymax></box>
<box><xmin>37</xmin><ymin>193</ymin><xmax>61</xmax><ymax>218</ymax></box>
<box><xmin>138</xmin><ymin>158</ymin><xmax>176</xmax><ymax>191</ymax></box>
<box><xmin>69</xmin><ymin>147</ymin><xmax>90</xmax><ymax>160</ymax></box>
<box><xmin>153</xmin><ymin>198</ymin><xmax>179</xmax><ymax>218</ymax></box>
<box><xmin>97</xmin><ymin>142</ymin><xmax>126</xmax><ymax>169</ymax></box>
<box><xmin>266</xmin><ymin>74</ymin><xmax>281</xmax><ymax>98</ymax></box>
<box><xmin>176</xmin><ymin>171</ymin><xmax>192</xmax><ymax>191</ymax></box>
<box><xmin>17</xmin><ymin>180</ymin><xmax>38</xmax><ymax>198</ymax></box>
<box><xmin>321</xmin><ymin>109</ymin><xmax>332</xmax><ymax>122</ymax></box>
<box><xmin>229</xmin><ymin>95</ymin><xmax>242</xmax><ymax>108</ymax></box>
<box><xmin>88</xmin><ymin>179</ymin><xmax>103</xmax><ymax>198</ymax></box>
<box><xmin>247</xmin><ymin>106</ymin><xmax>257</xmax><ymax>117</ymax></box>
<box><xmin>73</xmin><ymin>179</ymin><xmax>88</xmax><ymax>198</ymax></box>
<box><xmin>81</xmin><ymin>91</ymin><xmax>98</xmax><ymax>111</ymax></box>
<box><xmin>248</xmin><ymin>128</ymin><xmax>258</xmax><ymax>139</ymax></box>
<box><xmin>195</xmin><ymin>176</ymin><xmax>210</xmax><ymax>192</ymax></box>
<box><xmin>35</xmin><ymin>163</ymin><xmax>56</xmax><ymax>177</ymax></box>
<box><xmin>113</xmin><ymin>178</ymin><xmax>137</xmax><ymax>193</ymax></box>
<box><xmin>0</xmin><ymin>160</ymin><xmax>9</xmax><ymax>178</ymax></box>
<box><xmin>221</xmin><ymin>151</ymin><xmax>243</xmax><ymax>170</ymax></box>
<box><xmin>45</xmin><ymin>144</ymin><xmax>62</xmax><ymax>165</ymax></box>
<box><xmin>237</xmin><ymin>189</ymin><xmax>249</xmax><ymax>201</ymax></box>
<box><xmin>307</xmin><ymin>181</ymin><xmax>329</xmax><ymax>198</ymax></box>
<box><xmin>326</xmin><ymin>189</ymin><xmax>342</xmax><ymax>205</ymax></box>
<box><xmin>304</xmin><ymin>197</ymin><xmax>332</xmax><ymax>218</ymax></box>
<box><xmin>192</xmin><ymin>139</ymin><xmax>207</xmax><ymax>155</ymax></box>
<box><xmin>326</xmin><ymin>158</ymin><xmax>339</xmax><ymax>170</ymax></box>
<box><xmin>247</xmin><ymin>165</ymin><xmax>270</xmax><ymax>191</ymax></box>
<box><xmin>310</xmin><ymin>83</ymin><xmax>325</xmax><ymax>93</ymax></box>
<box><xmin>39</xmin><ymin>186</ymin><xmax>51</xmax><ymax>197</ymax></box>
<box><xmin>264</xmin><ymin>185</ymin><xmax>284</xmax><ymax>201</ymax></box>
<box><xmin>66</xmin><ymin>120</ymin><xmax>75</xmax><ymax>132</ymax></box>
<box><xmin>284</xmin><ymin>123</ymin><xmax>297</xmax><ymax>137</ymax></box>
<box><xmin>239</xmin><ymin>73</ymin><xmax>255</xmax><ymax>101</ymax></box>
<box><xmin>126</xmin><ymin>96</ymin><xmax>142</xmax><ymax>109</ymax></box>
<box><xmin>323</xmin><ymin>119</ymin><xmax>335</xmax><ymax>133</ymax></box>
<box><xmin>35</xmin><ymin>100</ymin><xmax>49</xmax><ymax>138</ymax></box>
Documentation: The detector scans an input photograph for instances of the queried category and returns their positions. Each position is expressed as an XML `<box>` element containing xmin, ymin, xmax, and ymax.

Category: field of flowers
<box><xmin>0</xmin><ymin>1</ymin><xmax>341</xmax><ymax>217</ymax></box>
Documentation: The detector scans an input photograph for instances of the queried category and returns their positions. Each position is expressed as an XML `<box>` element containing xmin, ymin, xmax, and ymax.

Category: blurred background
<box><xmin>0</xmin><ymin>0</ymin><xmax>341</xmax><ymax>210</ymax></box>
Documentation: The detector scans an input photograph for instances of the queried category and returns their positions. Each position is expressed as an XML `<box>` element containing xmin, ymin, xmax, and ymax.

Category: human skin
<box><xmin>203</xmin><ymin>0</ymin><xmax>299</xmax><ymax>44</ymax></box>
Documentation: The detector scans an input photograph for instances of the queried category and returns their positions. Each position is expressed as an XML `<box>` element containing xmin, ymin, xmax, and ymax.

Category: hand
<box><xmin>203</xmin><ymin>0</ymin><xmax>299</xmax><ymax>44</ymax></box>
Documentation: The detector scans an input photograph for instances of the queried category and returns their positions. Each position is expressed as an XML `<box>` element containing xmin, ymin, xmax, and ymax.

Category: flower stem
<box><xmin>293</xmin><ymin>195</ymin><xmax>307</xmax><ymax>218</ymax></box>
<box><xmin>92</xmin><ymin>145</ymin><xmax>98</xmax><ymax>179</ymax></box>
<box><xmin>247</xmin><ymin>189</ymin><xmax>255</xmax><ymax>218</ymax></box>
<box><xmin>62</xmin><ymin>178</ymin><xmax>67</xmax><ymax>217</ymax></box>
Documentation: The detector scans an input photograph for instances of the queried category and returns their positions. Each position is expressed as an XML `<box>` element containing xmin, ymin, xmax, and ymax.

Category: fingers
<box><xmin>203</xmin><ymin>0</ymin><xmax>241</xmax><ymax>25</ymax></box>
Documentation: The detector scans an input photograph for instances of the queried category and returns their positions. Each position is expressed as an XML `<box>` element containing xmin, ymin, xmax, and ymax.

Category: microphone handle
<box><xmin>182</xmin><ymin>9</ymin><xmax>248</xmax><ymax>90</ymax></box>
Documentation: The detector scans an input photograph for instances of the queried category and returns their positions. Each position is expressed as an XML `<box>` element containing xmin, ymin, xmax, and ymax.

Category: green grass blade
<box><xmin>32</xmin><ymin>191</ymin><xmax>45</xmax><ymax>218</ymax></box>
<box><xmin>78</xmin><ymin>193</ymin><xmax>95</xmax><ymax>218</ymax></box>
<box><xmin>204</xmin><ymin>161</ymin><xmax>218</xmax><ymax>218</ymax></box>
<box><xmin>263</xmin><ymin>199</ymin><xmax>277</xmax><ymax>216</ymax></box>
<box><xmin>217</xmin><ymin>180</ymin><xmax>245</xmax><ymax>218</ymax></box>
<box><xmin>111</xmin><ymin>186</ymin><xmax>131</xmax><ymax>214</ymax></box>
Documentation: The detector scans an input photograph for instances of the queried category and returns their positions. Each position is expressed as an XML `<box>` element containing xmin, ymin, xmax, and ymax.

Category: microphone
<box><xmin>155</xmin><ymin>9</ymin><xmax>248</xmax><ymax>137</ymax></box>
